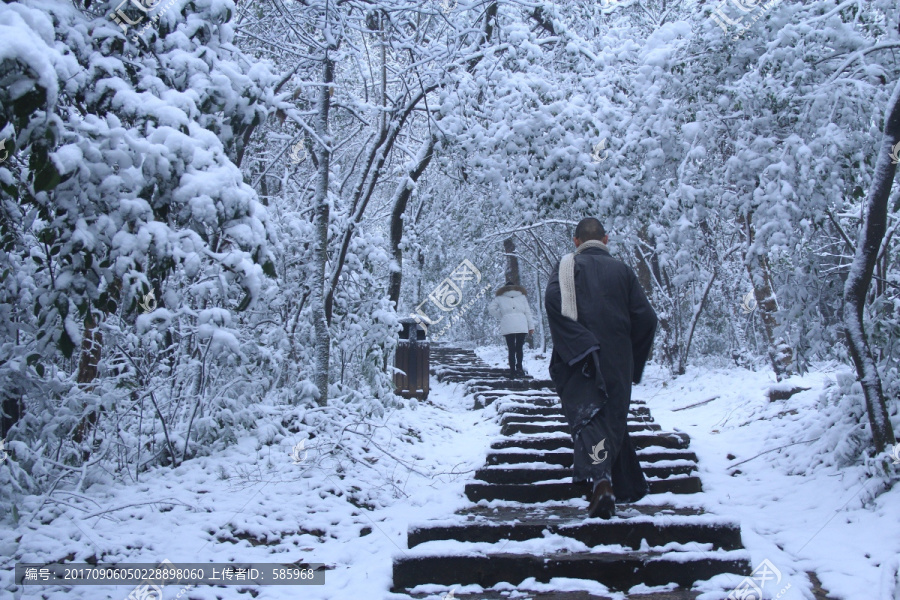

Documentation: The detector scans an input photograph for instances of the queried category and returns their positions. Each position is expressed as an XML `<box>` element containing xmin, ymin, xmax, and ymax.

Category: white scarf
<box><xmin>559</xmin><ymin>240</ymin><xmax>609</xmax><ymax>321</ymax></box>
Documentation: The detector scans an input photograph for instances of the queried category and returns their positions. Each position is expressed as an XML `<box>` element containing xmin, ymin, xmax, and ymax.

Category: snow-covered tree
<box><xmin>0</xmin><ymin>0</ymin><xmax>278</xmax><ymax>493</ymax></box>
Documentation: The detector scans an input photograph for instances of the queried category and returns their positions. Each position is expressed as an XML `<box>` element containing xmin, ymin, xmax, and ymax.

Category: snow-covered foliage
<box><xmin>1</xmin><ymin>0</ymin><xmax>899</xmax><ymax>544</ymax></box>
<box><xmin>419</xmin><ymin>0</ymin><xmax>900</xmax><ymax>415</ymax></box>
<box><xmin>0</xmin><ymin>0</ymin><xmax>279</xmax><ymax>499</ymax></box>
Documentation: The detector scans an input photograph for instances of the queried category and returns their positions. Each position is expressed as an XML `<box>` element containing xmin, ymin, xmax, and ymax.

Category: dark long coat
<box><xmin>545</xmin><ymin>246</ymin><xmax>658</xmax><ymax>502</ymax></box>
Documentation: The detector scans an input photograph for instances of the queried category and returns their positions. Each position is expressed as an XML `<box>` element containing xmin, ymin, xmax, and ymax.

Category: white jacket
<box><xmin>488</xmin><ymin>286</ymin><xmax>535</xmax><ymax>335</ymax></box>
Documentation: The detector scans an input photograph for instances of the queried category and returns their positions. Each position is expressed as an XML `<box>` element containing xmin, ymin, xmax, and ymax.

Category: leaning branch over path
<box><xmin>477</xmin><ymin>219</ymin><xmax>579</xmax><ymax>245</ymax></box>
<box><xmin>388</xmin><ymin>135</ymin><xmax>437</xmax><ymax>306</ymax></box>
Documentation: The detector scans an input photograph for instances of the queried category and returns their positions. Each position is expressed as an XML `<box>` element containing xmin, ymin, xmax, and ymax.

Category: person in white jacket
<box><xmin>488</xmin><ymin>282</ymin><xmax>535</xmax><ymax>378</ymax></box>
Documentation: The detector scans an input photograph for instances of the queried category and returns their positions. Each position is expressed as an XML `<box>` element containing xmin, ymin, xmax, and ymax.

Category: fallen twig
<box><xmin>81</xmin><ymin>498</ymin><xmax>195</xmax><ymax>520</ymax></box>
<box><xmin>729</xmin><ymin>438</ymin><xmax>818</xmax><ymax>469</ymax></box>
<box><xmin>673</xmin><ymin>396</ymin><xmax>720</xmax><ymax>412</ymax></box>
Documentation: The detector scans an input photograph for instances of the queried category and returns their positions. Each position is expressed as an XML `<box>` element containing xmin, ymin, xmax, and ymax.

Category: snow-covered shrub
<box><xmin>0</xmin><ymin>0</ymin><xmax>281</xmax><ymax>503</ymax></box>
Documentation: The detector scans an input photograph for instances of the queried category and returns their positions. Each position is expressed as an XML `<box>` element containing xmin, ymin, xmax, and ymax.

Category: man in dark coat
<box><xmin>544</xmin><ymin>218</ymin><xmax>658</xmax><ymax>519</ymax></box>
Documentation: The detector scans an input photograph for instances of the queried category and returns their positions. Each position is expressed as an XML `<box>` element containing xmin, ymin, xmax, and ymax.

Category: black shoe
<box><xmin>508</xmin><ymin>369</ymin><xmax>517</xmax><ymax>379</ymax></box>
<box><xmin>588</xmin><ymin>479</ymin><xmax>616</xmax><ymax>519</ymax></box>
<box><xmin>515</xmin><ymin>368</ymin><xmax>527</xmax><ymax>378</ymax></box>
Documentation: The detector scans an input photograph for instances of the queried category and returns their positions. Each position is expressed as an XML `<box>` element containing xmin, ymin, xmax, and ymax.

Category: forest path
<box><xmin>390</xmin><ymin>345</ymin><xmax>754</xmax><ymax>599</ymax></box>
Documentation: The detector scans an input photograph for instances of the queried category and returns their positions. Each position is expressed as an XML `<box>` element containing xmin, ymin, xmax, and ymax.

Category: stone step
<box><xmin>443</xmin><ymin>374</ymin><xmax>536</xmax><ymax>383</ymax></box>
<box><xmin>478</xmin><ymin>394</ymin><xmax>649</xmax><ymax>407</ymax></box>
<box><xmin>490</xmin><ymin>396</ymin><xmax>560</xmax><ymax>406</ymax></box>
<box><xmin>486</xmin><ymin>450</ymin><xmax>699</xmax><ymax>467</ymax></box>
<box><xmin>430</xmin><ymin>348</ymin><xmax>478</xmax><ymax>353</ymax></box>
<box><xmin>407</xmin><ymin>511</ymin><xmax>742</xmax><ymax>550</ymax></box>
<box><xmin>458</xmin><ymin>503</ymin><xmax>707</xmax><ymax>519</ymax></box>
<box><xmin>496</xmin><ymin>405</ymin><xmax>565</xmax><ymax>416</ymax></box>
<box><xmin>435</xmin><ymin>366</ymin><xmax>518</xmax><ymax>373</ymax></box>
<box><xmin>442</xmin><ymin>376</ymin><xmax>538</xmax><ymax>383</ymax></box>
<box><xmin>435</xmin><ymin>367</ymin><xmax>507</xmax><ymax>372</ymax></box>
<box><xmin>501</xmin><ymin>422</ymin><xmax>661</xmax><ymax>436</ymax></box>
<box><xmin>404</xmin><ymin>590</ymin><xmax>702</xmax><ymax>599</ymax></box>
<box><xmin>438</xmin><ymin>369</ymin><xmax>497</xmax><ymax>375</ymax></box>
<box><xmin>481</xmin><ymin>390</ymin><xmax>560</xmax><ymax>398</ymax></box>
<box><xmin>479</xmin><ymin>393</ymin><xmax>557</xmax><ymax>402</ymax></box>
<box><xmin>504</xmin><ymin>418</ymin><xmax>658</xmax><ymax>429</ymax></box>
<box><xmin>482</xmin><ymin>393</ymin><xmax>648</xmax><ymax>405</ymax></box>
<box><xmin>474</xmin><ymin>463</ymin><xmax>696</xmax><ymax>485</ymax></box>
<box><xmin>475</xmin><ymin>394</ymin><xmax>560</xmax><ymax>409</ymax></box>
<box><xmin>392</xmin><ymin>550</ymin><xmax>751</xmax><ymax>592</ymax></box>
<box><xmin>431</xmin><ymin>361</ymin><xmax>487</xmax><ymax>367</ymax></box>
<box><xmin>473</xmin><ymin>380</ymin><xmax>555</xmax><ymax>388</ymax></box>
<box><xmin>465</xmin><ymin>476</ymin><xmax>703</xmax><ymax>502</ymax></box>
<box><xmin>431</xmin><ymin>362</ymin><xmax>488</xmax><ymax>370</ymax></box>
<box><xmin>499</xmin><ymin>413</ymin><xmax>654</xmax><ymax>424</ymax></box>
<box><xmin>491</xmin><ymin>432</ymin><xmax>691</xmax><ymax>452</ymax></box>
<box><xmin>468</xmin><ymin>379</ymin><xmax>555</xmax><ymax>392</ymax></box>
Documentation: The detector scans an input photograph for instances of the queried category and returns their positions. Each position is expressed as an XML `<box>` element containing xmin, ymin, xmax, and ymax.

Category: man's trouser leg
<box><xmin>610</xmin><ymin>430</ymin><xmax>648</xmax><ymax>502</ymax></box>
<box><xmin>570</xmin><ymin>374</ymin><xmax>629</xmax><ymax>485</ymax></box>
<box><xmin>573</xmin><ymin>410</ymin><xmax>615</xmax><ymax>484</ymax></box>
<box><xmin>573</xmin><ymin>397</ymin><xmax>648</xmax><ymax>501</ymax></box>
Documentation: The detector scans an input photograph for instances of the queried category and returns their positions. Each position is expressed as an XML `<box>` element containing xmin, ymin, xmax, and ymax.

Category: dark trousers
<box><xmin>557</xmin><ymin>356</ymin><xmax>648</xmax><ymax>503</ymax></box>
<box><xmin>573</xmin><ymin>409</ymin><xmax>614</xmax><ymax>484</ymax></box>
<box><xmin>505</xmin><ymin>333</ymin><xmax>526</xmax><ymax>370</ymax></box>
<box><xmin>572</xmin><ymin>407</ymin><xmax>648</xmax><ymax>503</ymax></box>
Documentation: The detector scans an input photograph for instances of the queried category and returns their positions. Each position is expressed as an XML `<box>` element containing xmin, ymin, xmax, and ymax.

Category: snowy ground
<box><xmin>2</xmin><ymin>377</ymin><xmax>499</xmax><ymax>600</ymax></box>
<box><xmin>3</xmin><ymin>345</ymin><xmax>898</xmax><ymax>600</ymax></box>
<box><xmin>640</xmin><ymin>365</ymin><xmax>900</xmax><ymax>600</ymax></box>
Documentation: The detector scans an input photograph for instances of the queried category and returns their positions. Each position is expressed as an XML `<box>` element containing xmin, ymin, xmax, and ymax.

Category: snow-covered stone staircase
<box><xmin>430</xmin><ymin>345</ymin><xmax>552</xmax><ymax>392</ymax></box>
<box><xmin>391</xmin><ymin>345</ymin><xmax>753</xmax><ymax>599</ymax></box>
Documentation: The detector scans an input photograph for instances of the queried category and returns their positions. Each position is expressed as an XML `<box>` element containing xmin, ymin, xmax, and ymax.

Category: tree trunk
<box><xmin>634</xmin><ymin>247</ymin><xmax>654</xmax><ymax>297</ymax></box>
<box><xmin>1</xmin><ymin>392</ymin><xmax>22</xmax><ymax>439</ymax></box>
<box><xmin>76</xmin><ymin>312</ymin><xmax>103</xmax><ymax>386</ymax></box>
<box><xmin>634</xmin><ymin>232</ymin><xmax>676</xmax><ymax>371</ymax></box>
<box><xmin>73</xmin><ymin>311</ymin><xmax>103</xmax><ymax>446</ymax></box>
<box><xmin>503</xmin><ymin>237</ymin><xmax>521</xmax><ymax>285</ymax></box>
<box><xmin>677</xmin><ymin>266</ymin><xmax>717</xmax><ymax>375</ymax></box>
<box><xmin>324</xmin><ymin>3</ymin><xmax>498</xmax><ymax>324</ymax></box>
<box><xmin>535</xmin><ymin>267</ymin><xmax>547</xmax><ymax>353</ymax></box>
<box><xmin>744</xmin><ymin>212</ymin><xmax>792</xmax><ymax>381</ymax></box>
<box><xmin>388</xmin><ymin>136</ymin><xmax>436</xmax><ymax>308</ymax></box>
<box><xmin>843</xmin><ymin>79</ymin><xmax>900</xmax><ymax>454</ymax></box>
<box><xmin>312</xmin><ymin>55</ymin><xmax>335</xmax><ymax>406</ymax></box>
